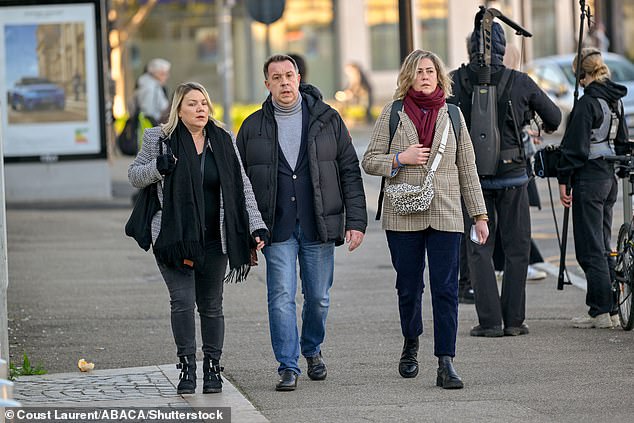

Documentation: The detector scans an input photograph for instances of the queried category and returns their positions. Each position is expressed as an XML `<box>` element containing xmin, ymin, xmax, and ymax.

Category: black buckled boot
<box><xmin>398</xmin><ymin>337</ymin><xmax>419</xmax><ymax>378</ymax></box>
<box><xmin>436</xmin><ymin>356</ymin><xmax>464</xmax><ymax>389</ymax></box>
<box><xmin>203</xmin><ymin>355</ymin><xmax>224</xmax><ymax>394</ymax></box>
<box><xmin>176</xmin><ymin>355</ymin><xmax>197</xmax><ymax>394</ymax></box>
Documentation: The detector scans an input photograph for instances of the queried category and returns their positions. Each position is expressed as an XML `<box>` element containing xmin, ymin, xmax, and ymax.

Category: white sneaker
<box><xmin>611</xmin><ymin>314</ymin><xmax>620</xmax><ymax>327</ymax></box>
<box><xmin>526</xmin><ymin>265</ymin><xmax>547</xmax><ymax>281</ymax></box>
<box><xmin>572</xmin><ymin>313</ymin><xmax>614</xmax><ymax>329</ymax></box>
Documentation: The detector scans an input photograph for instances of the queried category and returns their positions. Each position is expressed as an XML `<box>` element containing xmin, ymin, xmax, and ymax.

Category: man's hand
<box><xmin>559</xmin><ymin>184</ymin><xmax>572</xmax><ymax>208</ymax></box>
<box><xmin>345</xmin><ymin>230</ymin><xmax>364</xmax><ymax>252</ymax></box>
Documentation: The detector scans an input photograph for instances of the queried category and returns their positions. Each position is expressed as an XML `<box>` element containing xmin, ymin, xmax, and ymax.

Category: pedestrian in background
<box><xmin>135</xmin><ymin>58</ymin><xmax>171</xmax><ymax>126</ymax></box>
<box><xmin>338</xmin><ymin>62</ymin><xmax>374</xmax><ymax>124</ymax></box>
<box><xmin>128</xmin><ymin>82</ymin><xmax>267</xmax><ymax>395</ymax></box>
<box><xmin>362</xmin><ymin>49</ymin><xmax>488</xmax><ymax>389</ymax></box>
<box><xmin>237</xmin><ymin>54</ymin><xmax>367</xmax><ymax>392</ymax></box>
<box><xmin>287</xmin><ymin>53</ymin><xmax>307</xmax><ymax>82</ymax></box>
<box><xmin>449</xmin><ymin>20</ymin><xmax>561</xmax><ymax>338</ymax></box>
<box><xmin>557</xmin><ymin>48</ymin><xmax>630</xmax><ymax>329</ymax></box>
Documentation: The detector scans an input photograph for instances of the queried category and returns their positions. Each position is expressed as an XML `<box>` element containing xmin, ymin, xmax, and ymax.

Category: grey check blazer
<box><xmin>362</xmin><ymin>101</ymin><xmax>486</xmax><ymax>233</ymax></box>
<box><xmin>128</xmin><ymin>126</ymin><xmax>267</xmax><ymax>252</ymax></box>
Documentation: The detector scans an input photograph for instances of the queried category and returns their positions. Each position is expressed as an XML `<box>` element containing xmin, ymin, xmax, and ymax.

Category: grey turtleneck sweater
<box><xmin>273</xmin><ymin>95</ymin><xmax>303</xmax><ymax>170</ymax></box>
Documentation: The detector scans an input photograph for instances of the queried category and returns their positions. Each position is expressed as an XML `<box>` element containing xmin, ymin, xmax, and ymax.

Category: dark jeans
<box><xmin>386</xmin><ymin>229</ymin><xmax>461</xmax><ymax>357</ymax></box>
<box><xmin>466</xmin><ymin>185</ymin><xmax>531</xmax><ymax>328</ymax></box>
<box><xmin>157</xmin><ymin>244</ymin><xmax>228</xmax><ymax>359</ymax></box>
<box><xmin>572</xmin><ymin>176</ymin><xmax>617</xmax><ymax>317</ymax></box>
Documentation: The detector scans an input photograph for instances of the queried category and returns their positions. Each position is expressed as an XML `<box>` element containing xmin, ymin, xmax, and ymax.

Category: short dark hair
<box><xmin>263</xmin><ymin>54</ymin><xmax>298</xmax><ymax>79</ymax></box>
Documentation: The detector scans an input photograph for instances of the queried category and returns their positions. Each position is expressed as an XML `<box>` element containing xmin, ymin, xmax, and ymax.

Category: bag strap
<box><xmin>447</xmin><ymin>103</ymin><xmax>461</xmax><ymax>141</ymax></box>
<box><xmin>429</xmin><ymin>119</ymin><xmax>451</xmax><ymax>172</ymax></box>
<box><xmin>376</xmin><ymin>100</ymin><xmax>403</xmax><ymax>220</ymax></box>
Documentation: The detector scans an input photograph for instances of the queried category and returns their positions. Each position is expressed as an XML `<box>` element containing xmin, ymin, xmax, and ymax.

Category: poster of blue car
<box><xmin>5</xmin><ymin>23</ymin><xmax>87</xmax><ymax>124</ymax></box>
<box><xmin>0</xmin><ymin>2</ymin><xmax>102</xmax><ymax>159</ymax></box>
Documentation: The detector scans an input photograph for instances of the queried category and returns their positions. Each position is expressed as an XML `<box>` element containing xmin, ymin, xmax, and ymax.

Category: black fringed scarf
<box><xmin>154</xmin><ymin>120</ymin><xmax>253</xmax><ymax>282</ymax></box>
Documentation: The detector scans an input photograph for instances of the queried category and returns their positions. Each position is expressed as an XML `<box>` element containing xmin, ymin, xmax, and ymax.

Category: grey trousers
<box><xmin>157</xmin><ymin>244</ymin><xmax>228</xmax><ymax>359</ymax></box>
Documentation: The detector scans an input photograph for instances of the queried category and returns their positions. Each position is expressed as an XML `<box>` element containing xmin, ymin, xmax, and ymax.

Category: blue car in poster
<box><xmin>8</xmin><ymin>77</ymin><xmax>65</xmax><ymax>111</ymax></box>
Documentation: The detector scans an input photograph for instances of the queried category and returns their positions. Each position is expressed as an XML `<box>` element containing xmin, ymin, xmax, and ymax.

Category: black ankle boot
<box><xmin>203</xmin><ymin>355</ymin><xmax>224</xmax><ymax>394</ymax></box>
<box><xmin>436</xmin><ymin>356</ymin><xmax>463</xmax><ymax>389</ymax></box>
<box><xmin>399</xmin><ymin>337</ymin><xmax>419</xmax><ymax>378</ymax></box>
<box><xmin>176</xmin><ymin>355</ymin><xmax>197</xmax><ymax>394</ymax></box>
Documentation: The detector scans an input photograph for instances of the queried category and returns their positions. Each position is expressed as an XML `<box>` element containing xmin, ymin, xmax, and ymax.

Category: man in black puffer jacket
<box><xmin>237</xmin><ymin>54</ymin><xmax>367</xmax><ymax>392</ymax></box>
<box><xmin>449</xmin><ymin>20</ymin><xmax>561</xmax><ymax>339</ymax></box>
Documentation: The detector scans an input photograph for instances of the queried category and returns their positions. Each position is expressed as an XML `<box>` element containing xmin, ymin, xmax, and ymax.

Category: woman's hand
<box><xmin>397</xmin><ymin>144</ymin><xmax>431</xmax><ymax>166</ymax></box>
<box><xmin>254</xmin><ymin>236</ymin><xmax>265</xmax><ymax>251</ymax></box>
<box><xmin>559</xmin><ymin>184</ymin><xmax>572</xmax><ymax>208</ymax></box>
<box><xmin>474</xmin><ymin>220</ymin><xmax>489</xmax><ymax>245</ymax></box>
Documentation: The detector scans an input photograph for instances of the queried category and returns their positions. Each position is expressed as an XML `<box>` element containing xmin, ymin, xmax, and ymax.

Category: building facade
<box><xmin>111</xmin><ymin>0</ymin><xmax>633</xmax><ymax>116</ymax></box>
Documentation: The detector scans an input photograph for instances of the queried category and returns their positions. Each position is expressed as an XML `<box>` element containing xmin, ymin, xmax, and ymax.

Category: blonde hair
<box><xmin>394</xmin><ymin>49</ymin><xmax>453</xmax><ymax>100</ymax></box>
<box><xmin>161</xmin><ymin>82</ymin><xmax>220</xmax><ymax>137</ymax></box>
<box><xmin>573</xmin><ymin>47</ymin><xmax>610</xmax><ymax>83</ymax></box>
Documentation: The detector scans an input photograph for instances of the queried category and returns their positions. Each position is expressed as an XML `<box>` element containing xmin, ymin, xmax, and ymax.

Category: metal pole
<box><xmin>0</xmin><ymin>100</ymin><xmax>9</xmax><ymax>362</ymax></box>
<box><xmin>398</xmin><ymin>0</ymin><xmax>414</xmax><ymax>64</ymax></box>
<box><xmin>218</xmin><ymin>0</ymin><xmax>235</xmax><ymax>129</ymax></box>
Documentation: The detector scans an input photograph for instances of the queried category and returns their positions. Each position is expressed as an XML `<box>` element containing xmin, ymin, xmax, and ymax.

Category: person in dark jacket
<box><xmin>449</xmin><ymin>20</ymin><xmax>561</xmax><ymax>337</ymax></box>
<box><xmin>557</xmin><ymin>48</ymin><xmax>630</xmax><ymax>329</ymax></box>
<box><xmin>128</xmin><ymin>82</ymin><xmax>267</xmax><ymax>395</ymax></box>
<box><xmin>236</xmin><ymin>54</ymin><xmax>367</xmax><ymax>391</ymax></box>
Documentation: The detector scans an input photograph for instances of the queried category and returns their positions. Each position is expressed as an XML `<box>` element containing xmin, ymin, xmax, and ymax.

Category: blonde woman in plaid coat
<box><xmin>362</xmin><ymin>50</ymin><xmax>488</xmax><ymax>389</ymax></box>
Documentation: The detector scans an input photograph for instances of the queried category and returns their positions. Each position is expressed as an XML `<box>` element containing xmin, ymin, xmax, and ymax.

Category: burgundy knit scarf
<box><xmin>403</xmin><ymin>86</ymin><xmax>446</xmax><ymax>148</ymax></box>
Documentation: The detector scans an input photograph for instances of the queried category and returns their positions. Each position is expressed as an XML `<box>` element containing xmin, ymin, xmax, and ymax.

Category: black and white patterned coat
<box><xmin>128</xmin><ymin>125</ymin><xmax>267</xmax><ymax>253</ymax></box>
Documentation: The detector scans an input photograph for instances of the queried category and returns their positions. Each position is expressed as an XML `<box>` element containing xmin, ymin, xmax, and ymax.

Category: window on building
<box><xmin>247</xmin><ymin>0</ymin><xmax>336</xmax><ymax>101</ymax></box>
<box><xmin>416</xmin><ymin>0</ymin><xmax>448</xmax><ymax>62</ymax></box>
<box><xmin>366</xmin><ymin>0</ymin><xmax>399</xmax><ymax>71</ymax></box>
<box><xmin>531</xmin><ymin>0</ymin><xmax>557</xmax><ymax>58</ymax></box>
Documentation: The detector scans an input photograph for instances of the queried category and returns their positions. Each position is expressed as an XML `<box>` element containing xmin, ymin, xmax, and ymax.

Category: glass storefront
<box><xmin>117</xmin><ymin>0</ymin><xmax>336</xmax><ymax>112</ymax></box>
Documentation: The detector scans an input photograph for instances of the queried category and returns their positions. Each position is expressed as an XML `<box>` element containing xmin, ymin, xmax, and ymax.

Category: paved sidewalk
<box><xmin>14</xmin><ymin>363</ymin><xmax>267</xmax><ymax>422</ymax></box>
<box><xmin>7</xmin><ymin>129</ymin><xmax>634</xmax><ymax>423</ymax></box>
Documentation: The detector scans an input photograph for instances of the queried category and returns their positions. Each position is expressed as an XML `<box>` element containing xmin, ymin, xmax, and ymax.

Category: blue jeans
<box><xmin>263</xmin><ymin>224</ymin><xmax>335</xmax><ymax>375</ymax></box>
<box><xmin>386</xmin><ymin>229</ymin><xmax>461</xmax><ymax>357</ymax></box>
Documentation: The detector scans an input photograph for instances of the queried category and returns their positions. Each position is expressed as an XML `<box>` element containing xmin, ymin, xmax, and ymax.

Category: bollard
<box><xmin>0</xmin><ymin>379</ymin><xmax>12</xmax><ymax>400</ymax></box>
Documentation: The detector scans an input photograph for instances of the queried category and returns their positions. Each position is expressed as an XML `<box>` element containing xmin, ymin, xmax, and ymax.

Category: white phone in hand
<box><xmin>470</xmin><ymin>224</ymin><xmax>482</xmax><ymax>245</ymax></box>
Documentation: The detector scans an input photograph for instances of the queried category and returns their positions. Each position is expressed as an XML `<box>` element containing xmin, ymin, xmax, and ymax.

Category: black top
<box><xmin>200</xmin><ymin>145</ymin><xmax>221</xmax><ymax>247</ymax></box>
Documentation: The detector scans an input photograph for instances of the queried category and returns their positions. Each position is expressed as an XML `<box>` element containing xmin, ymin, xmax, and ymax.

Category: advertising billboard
<box><xmin>0</xmin><ymin>0</ymin><xmax>106</xmax><ymax>161</ymax></box>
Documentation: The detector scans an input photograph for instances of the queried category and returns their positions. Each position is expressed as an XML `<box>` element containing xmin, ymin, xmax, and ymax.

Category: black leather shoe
<box><xmin>275</xmin><ymin>369</ymin><xmax>298</xmax><ymax>391</ymax></box>
<box><xmin>436</xmin><ymin>356</ymin><xmax>464</xmax><ymax>389</ymax></box>
<box><xmin>459</xmin><ymin>287</ymin><xmax>475</xmax><ymax>304</ymax></box>
<box><xmin>470</xmin><ymin>325</ymin><xmax>504</xmax><ymax>337</ymax></box>
<box><xmin>504</xmin><ymin>324</ymin><xmax>529</xmax><ymax>336</ymax></box>
<box><xmin>306</xmin><ymin>352</ymin><xmax>327</xmax><ymax>381</ymax></box>
<box><xmin>398</xmin><ymin>337</ymin><xmax>419</xmax><ymax>378</ymax></box>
